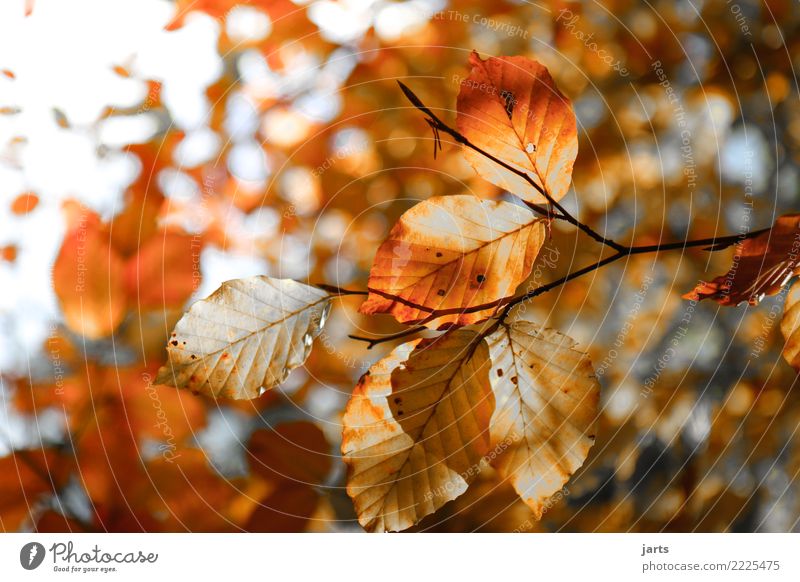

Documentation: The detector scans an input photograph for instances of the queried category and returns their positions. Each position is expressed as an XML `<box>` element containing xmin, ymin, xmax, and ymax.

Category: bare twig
<box><xmin>316</xmin><ymin>284</ymin><xmax>369</xmax><ymax>296</ymax></box>
<box><xmin>348</xmin><ymin>325</ymin><xmax>429</xmax><ymax>349</ymax></box>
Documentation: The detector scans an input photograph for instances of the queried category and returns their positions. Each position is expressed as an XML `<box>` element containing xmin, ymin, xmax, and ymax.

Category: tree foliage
<box><xmin>3</xmin><ymin>0</ymin><xmax>799</xmax><ymax>534</ymax></box>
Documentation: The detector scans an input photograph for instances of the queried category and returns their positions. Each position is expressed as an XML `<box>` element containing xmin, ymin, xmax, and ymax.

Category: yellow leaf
<box><xmin>342</xmin><ymin>330</ymin><xmax>494</xmax><ymax>532</ymax></box>
<box><xmin>485</xmin><ymin>321</ymin><xmax>599</xmax><ymax>517</ymax></box>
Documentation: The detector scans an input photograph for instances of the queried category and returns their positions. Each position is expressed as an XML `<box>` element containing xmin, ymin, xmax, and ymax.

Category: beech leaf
<box><xmin>485</xmin><ymin>321</ymin><xmax>600</xmax><ymax>517</ymax></box>
<box><xmin>683</xmin><ymin>214</ymin><xmax>800</xmax><ymax>306</ymax></box>
<box><xmin>780</xmin><ymin>279</ymin><xmax>800</xmax><ymax>370</ymax></box>
<box><xmin>342</xmin><ymin>330</ymin><xmax>495</xmax><ymax>532</ymax></box>
<box><xmin>359</xmin><ymin>195</ymin><xmax>545</xmax><ymax>329</ymax></box>
<box><xmin>155</xmin><ymin>276</ymin><xmax>331</xmax><ymax>399</ymax></box>
<box><xmin>456</xmin><ymin>52</ymin><xmax>579</xmax><ymax>204</ymax></box>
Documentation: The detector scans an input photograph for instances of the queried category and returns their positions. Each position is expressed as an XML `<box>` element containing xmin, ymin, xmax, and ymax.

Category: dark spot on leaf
<box><xmin>476</xmin><ymin>274</ymin><xmax>486</xmax><ymax>283</ymax></box>
<box><xmin>501</xmin><ymin>90</ymin><xmax>516</xmax><ymax>120</ymax></box>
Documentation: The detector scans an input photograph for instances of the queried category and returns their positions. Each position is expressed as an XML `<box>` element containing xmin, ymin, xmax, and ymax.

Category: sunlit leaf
<box><xmin>360</xmin><ymin>195</ymin><xmax>545</xmax><ymax>329</ymax></box>
<box><xmin>485</xmin><ymin>321</ymin><xmax>599</xmax><ymax>517</ymax></box>
<box><xmin>156</xmin><ymin>277</ymin><xmax>332</xmax><ymax>399</ymax></box>
<box><xmin>456</xmin><ymin>52</ymin><xmax>578</xmax><ymax>204</ymax></box>
<box><xmin>342</xmin><ymin>330</ymin><xmax>494</xmax><ymax>532</ymax></box>
<box><xmin>780</xmin><ymin>279</ymin><xmax>800</xmax><ymax>369</ymax></box>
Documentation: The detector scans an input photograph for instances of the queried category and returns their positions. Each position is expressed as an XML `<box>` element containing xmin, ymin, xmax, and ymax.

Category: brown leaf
<box><xmin>245</xmin><ymin>484</ymin><xmax>319</xmax><ymax>533</ymax></box>
<box><xmin>359</xmin><ymin>195</ymin><xmax>545</xmax><ymax>329</ymax></box>
<box><xmin>780</xmin><ymin>279</ymin><xmax>800</xmax><ymax>369</ymax></box>
<box><xmin>456</xmin><ymin>52</ymin><xmax>578</xmax><ymax>204</ymax></box>
<box><xmin>683</xmin><ymin>215</ymin><xmax>800</xmax><ymax>306</ymax></box>
<box><xmin>342</xmin><ymin>330</ymin><xmax>495</xmax><ymax>532</ymax></box>
<box><xmin>247</xmin><ymin>421</ymin><xmax>331</xmax><ymax>486</ymax></box>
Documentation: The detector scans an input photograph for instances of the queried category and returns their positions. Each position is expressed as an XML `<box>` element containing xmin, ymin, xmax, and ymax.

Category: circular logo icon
<box><xmin>20</xmin><ymin>542</ymin><xmax>46</xmax><ymax>570</ymax></box>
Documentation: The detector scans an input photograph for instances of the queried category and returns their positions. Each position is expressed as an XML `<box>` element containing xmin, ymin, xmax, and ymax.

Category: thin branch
<box><xmin>347</xmin><ymin>83</ymin><xmax>773</xmax><ymax>348</ymax></box>
<box><xmin>357</xmin><ymin>227</ymin><xmax>767</xmax><ymax>329</ymax></box>
<box><xmin>397</xmin><ymin>81</ymin><xmax>627</xmax><ymax>252</ymax></box>
<box><xmin>315</xmin><ymin>284</ymin><xmax>369</xmax><ymax>296</ymax></box>
<box><xmin>497</xmin><ymin>227</ymin><xmax>769</xmax><ymax>320</ymax></box>
<box><xmin>348</xmin><ymin>325</ymin><xmax>429</xmax><ymax>349</ymax></box>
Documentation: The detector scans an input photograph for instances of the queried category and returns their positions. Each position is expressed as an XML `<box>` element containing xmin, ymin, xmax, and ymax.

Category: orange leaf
<box><xmin>1</xmin><ymin>245</ymin><xmax>17</xmax><ymax>263</ymax></box>
<box><xmin>0</xmin><ymin>449</ymin><xmax>68</xmax><ymax>532</ymax></box>
<box><xmin>53</xmin><ymin>211</ymin><xmax>127</xmax><ymax>339</ymax></box>
<box><xmin>456</xmin><ymin>52</ymin><xmax>578</xmax><ymax>204</ymax></box>
<box><xmin>683</xmin><ymin>214</ymin><xmax>800</xmax><ymax>306</ymax></box>
<box><xmin>124</xmin><ymin>231</ymin><xmax>200</xmax><ymax>310</ymax></box>
<box><xmin>10</xmin><ymin>192</ymin><xmax>39</xmax><ymax>215</ymax></box>
<box><xmin>360</xmin><ymin>195</ymin><xmax>545</xmax><ymax>329</ymax></box>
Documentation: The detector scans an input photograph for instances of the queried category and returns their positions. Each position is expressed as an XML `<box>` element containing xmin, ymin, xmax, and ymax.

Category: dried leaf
<box><xmin>456</xmin><ymin>52</ymin><xmax>578</xmax><ymax>204</ymax></box>
<box><xmin>683</xmin><ymin>215</ymin><xmax>800</xmax><ymax>306</ymax></box>
<box><xmin>360</xmin><ymin>195</ymin><xmax>545</xmax><ymax>329</ymax></box>
<box><xmin>780</xmin><ymin>279</ymin><xmax>800</xmax><ymax>369</ymax></box>
<box><xmin>155</xmin><ymin>277</ymin><xmax>332</xmax><ymax>399</ymax></box>
<box><xmin>485</xmin><ymin>321</ymin><xmax>599</xmax><ymax>517</ymax></box>
<box><xmin>342</xmin><ymin>330</ymin><xmax>494</xmax><ymax>532</ymax></box>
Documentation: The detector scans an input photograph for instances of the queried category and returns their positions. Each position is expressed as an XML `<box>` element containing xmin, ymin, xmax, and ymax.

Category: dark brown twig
<box><xmin>348</xmin><ymin>326</ymin><xmax>429</xmax><ymax>349</ymax></box>
<box><xmin>316</xmin><ymin>284</ymin><xmax>369</xmax><ymax>296</ymax></box>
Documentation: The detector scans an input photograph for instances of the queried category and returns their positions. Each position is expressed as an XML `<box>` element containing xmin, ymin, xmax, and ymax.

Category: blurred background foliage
<box><xmin>0</xmin><ymin>0</ymin><xmax>799</xmax><ymax>532</ymax></box>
